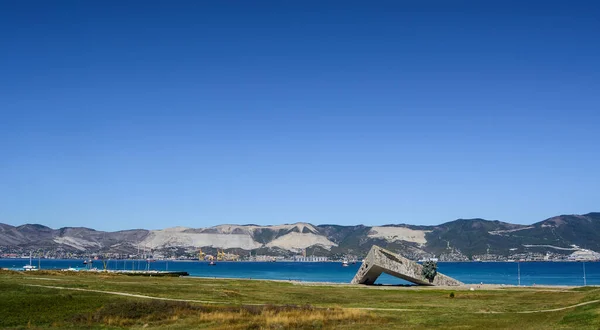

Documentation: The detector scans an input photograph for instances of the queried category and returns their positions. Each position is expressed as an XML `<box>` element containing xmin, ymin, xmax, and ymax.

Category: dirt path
<box><xmin>24</xmin><ymin>284</ymin><xmax>236</xmax><ymax>305</ymax></box>
<box><xmin>24</xmin><ymin>284</ymin><xmax>599</xmax><ymax>314</ymax></box>
<box><xmin>481</xmin><ymin>299</ymin><xmax>600</xmax><ymax>314</ymax></box>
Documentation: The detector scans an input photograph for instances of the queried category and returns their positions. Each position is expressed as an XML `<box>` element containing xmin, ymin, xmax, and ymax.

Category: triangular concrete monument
<box><xmin>351</xmin><ymin>246</ymin><xmax>463</xmax><ymax>286</ymax></box>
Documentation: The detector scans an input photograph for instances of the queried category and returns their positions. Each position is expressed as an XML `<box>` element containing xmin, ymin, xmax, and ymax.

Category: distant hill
<box><xmin>1</xmin><ymin>212</ymin><xmax>598</xmax><ymax>260</ymax></box>
<box><xmin>490</xmin><ymin>212</ymin><xmax>600</xmax><ymax>252</ymax></box>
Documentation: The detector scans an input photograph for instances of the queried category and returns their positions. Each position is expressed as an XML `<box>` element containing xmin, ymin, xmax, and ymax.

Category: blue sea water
<box><xmin>1</xmin><ymin>259</ymin><xmax>598</xmax><ymax>286</ymax></box>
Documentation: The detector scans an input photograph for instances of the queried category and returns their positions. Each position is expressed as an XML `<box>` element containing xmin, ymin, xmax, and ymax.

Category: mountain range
<box><xmin>1</xmin><ymin>212</ymin><xmax>599</xmax><ymax>261</ymax></box>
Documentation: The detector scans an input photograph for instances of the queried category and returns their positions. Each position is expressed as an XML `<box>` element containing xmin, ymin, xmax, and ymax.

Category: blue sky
<box><xmin>1</xmin><ymin>1</ymin><xmax>599</xmax><ymax>231</ymax></box>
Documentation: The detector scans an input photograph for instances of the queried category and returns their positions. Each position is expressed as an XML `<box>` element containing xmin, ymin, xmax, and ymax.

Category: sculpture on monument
<box><xmin>421</xmin><ymin>260</ymin><xmax>438</xmax><ymax>283</ymax></box>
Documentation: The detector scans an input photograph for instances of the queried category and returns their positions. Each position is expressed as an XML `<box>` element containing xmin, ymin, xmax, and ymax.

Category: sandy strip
<box><xmin>184</xmin><ymin>276</ymin><xmax>581</xmax><ymax>291</ymax></box>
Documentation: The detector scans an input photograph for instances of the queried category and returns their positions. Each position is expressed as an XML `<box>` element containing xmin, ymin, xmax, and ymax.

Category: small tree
<box><xmin>422</xmin><ymin>260</ymin><xmax>438</xmax><ymax>283</ymax></box>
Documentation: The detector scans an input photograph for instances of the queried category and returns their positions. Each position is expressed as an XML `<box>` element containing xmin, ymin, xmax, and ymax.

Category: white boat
<box><xmin>23</xmin><ymin>264</ymin><xmax>37</xmax><ymax>271</ymax></box>
<box><xmin>342</xmin><ymin>259</ymin><xmax>349</xmax><ymax>267</ymax></box>
<box><xmin>23</xmin><ymin>252</ymin><xmax>37</xmax><ymax>271</ymax></box>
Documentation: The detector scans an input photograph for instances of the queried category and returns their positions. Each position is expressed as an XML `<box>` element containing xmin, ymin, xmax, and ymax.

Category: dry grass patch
<box><xmin>215</xmin><ymin>306</ymin><xmax>374</xmax><ymax>330</ymax></box>
<box><xmin>72</xmin><ymin>300</ymin><xmax>381</xmax><ymax>329</ymax></box>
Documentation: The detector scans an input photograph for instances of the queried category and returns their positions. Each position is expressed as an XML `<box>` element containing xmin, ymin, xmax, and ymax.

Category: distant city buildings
<box><xmin>1</xmin><ymin>245</ymin><xmax>599</xmax><ymax>262</ymax></box>
<box><xmin>292</xmin><ymin>255</ymin><xmax>328</xmax><ymax>262</ymax></box>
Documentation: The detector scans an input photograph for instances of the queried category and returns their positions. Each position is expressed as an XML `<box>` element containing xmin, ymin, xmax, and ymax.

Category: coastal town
<box><xmin>2</xmin><ymin>246</ymin><xmax>599</xmax><ymax>263</ymax></box>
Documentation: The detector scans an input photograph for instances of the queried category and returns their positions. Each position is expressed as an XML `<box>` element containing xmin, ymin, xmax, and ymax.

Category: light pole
<box><xmin>583</xmin><ymin>262</ymin><xmax>587</xmax><ymax>286</ymax></box>
<box><xmin>518</xmin><ymin>262</ymin><xmax>521</xmax><ymax>286</ymax></box>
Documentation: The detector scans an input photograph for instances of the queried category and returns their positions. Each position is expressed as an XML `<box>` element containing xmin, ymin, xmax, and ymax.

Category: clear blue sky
<box><xmin>1</xmin><ymin>1</ymin><xmax>599</xmax><ymax>231</ymax></box>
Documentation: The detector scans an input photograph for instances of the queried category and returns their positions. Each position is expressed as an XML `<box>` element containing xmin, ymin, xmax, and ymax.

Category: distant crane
<box><xmin>198</xmin><ymin>248</ymin><xmax>206</xmax><ymax>261</ymax></box>
<box><xmin>217</xmin><ymin>249</ymin><xmax>225</xmax><ymax>261</ymax></box>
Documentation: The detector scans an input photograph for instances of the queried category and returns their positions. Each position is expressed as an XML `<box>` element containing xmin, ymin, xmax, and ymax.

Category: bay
<box><xmin>1</xmin><ymin>258</ymin><xmax>598</xmax><ymax>286</ymax></box>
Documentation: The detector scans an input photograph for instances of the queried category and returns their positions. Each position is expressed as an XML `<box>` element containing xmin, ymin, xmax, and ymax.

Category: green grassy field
<box><xmin>1</xmin><ymin>270</ymin><xmax>599</xmax><ymax>329</ymax></box>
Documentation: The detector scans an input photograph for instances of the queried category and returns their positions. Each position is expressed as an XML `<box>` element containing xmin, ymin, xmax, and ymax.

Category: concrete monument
<box><xmin>351</xmin><ymin>245</ymin><xmax>463</xmax><ymax>286</ymax></box>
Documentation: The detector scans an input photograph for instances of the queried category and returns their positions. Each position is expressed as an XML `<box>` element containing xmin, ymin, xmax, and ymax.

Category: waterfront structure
<box><xmin>292</xmin><ymin>255</ymin><xmax>328</xmax><ymax>262</ymax></box>
<box><xmin>568</xmin><ymin>249</ymin><xmax>600</xmax><ymax>261</ymax></box>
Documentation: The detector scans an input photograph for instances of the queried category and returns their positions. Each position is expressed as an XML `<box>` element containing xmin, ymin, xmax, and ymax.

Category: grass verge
<box><xmin>0</xmin><ymin>270</ymin><xmax>599</xmax><ymax>329</ymax></box>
